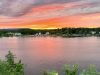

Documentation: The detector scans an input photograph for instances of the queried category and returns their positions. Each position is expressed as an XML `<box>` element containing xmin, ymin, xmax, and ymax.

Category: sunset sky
<box><xmin>0</xmin><ymin>0</ymin><xmax>100</xmax><ymax>29</ymax></box>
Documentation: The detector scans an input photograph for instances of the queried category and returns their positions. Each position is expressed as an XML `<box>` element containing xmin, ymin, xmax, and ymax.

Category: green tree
<box><xmin>0</xmin><ymin>51</ymin><xmax>24</xmax><ymax>75</ymax></box>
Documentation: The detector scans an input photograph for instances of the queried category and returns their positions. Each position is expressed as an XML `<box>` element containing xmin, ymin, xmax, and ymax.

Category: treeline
<box><xmin>1</xmin><ymin>28</ymin><xmax>100</xmax><ymax>37</ymax></box>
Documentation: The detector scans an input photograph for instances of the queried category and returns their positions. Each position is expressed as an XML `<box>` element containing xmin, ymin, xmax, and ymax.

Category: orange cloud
<box><xmin>0</xmin><ymin>2</ymin><xmax>100</xmax><ymax>29</ymax></box>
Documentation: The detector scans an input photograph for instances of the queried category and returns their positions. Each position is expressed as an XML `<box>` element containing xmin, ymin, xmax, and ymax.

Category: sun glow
<box><xmin>88</xmin><ymin>26</ymin><xmax>97</xmax><ymax>28</ymax></box>
<box><xmin>30</xmin><ymin>27</ymin><xmax>59</xmax><ymax>30</ymax></box>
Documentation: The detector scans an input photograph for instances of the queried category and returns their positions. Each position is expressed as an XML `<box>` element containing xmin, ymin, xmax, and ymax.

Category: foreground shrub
<box><xmin>80</xmin><ymin>64</ymin><xmax>97</xmax><ymax>75</ymax></box>
<box><xmin>64</xmin><ymin>64</ymin><xmax>79</xmax><ymax>75</ymax></box>
<box><xmin>44</xmin><ymin>64</ymin><xmax>100</xmax><ymax>75</ymax></box>
<box><xmin>43</xmin><ymin>71</ymin><xmax>58</xmax><ymax>75</ymax></box>
<box><xmin>0</xmin><ymin>51</ymin><xmax>24</xmax><ymax>75</ymax></box>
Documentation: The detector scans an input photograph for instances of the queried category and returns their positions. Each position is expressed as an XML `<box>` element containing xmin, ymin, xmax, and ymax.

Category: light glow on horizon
<box><xmin>0</xmin><ymin>0</ymin><xmax>100</xmax><ymax>29</ymax></box>
<box><xmin>30</xmin><ymin>27</ymin><xmax>58</xmax><ymax>30</ymax></box>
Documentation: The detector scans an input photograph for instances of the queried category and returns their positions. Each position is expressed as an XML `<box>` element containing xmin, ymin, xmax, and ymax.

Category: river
<box><xmin>0</xmin><ymin>36</ymin><xmax>100</xmax><ymax>75</ymax></box>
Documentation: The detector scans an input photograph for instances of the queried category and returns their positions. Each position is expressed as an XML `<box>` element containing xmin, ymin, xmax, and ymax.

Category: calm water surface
<box><xmin>0</xmin><ymin>37</ymin><xmax>100</xmax><ymax>75</ymax></box>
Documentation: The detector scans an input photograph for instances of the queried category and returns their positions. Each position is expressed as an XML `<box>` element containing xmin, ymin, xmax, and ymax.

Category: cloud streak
<box><xmin>0</xmin><ymin>0</ymin><xmax>100</xmax><ymax>28</ymax></box>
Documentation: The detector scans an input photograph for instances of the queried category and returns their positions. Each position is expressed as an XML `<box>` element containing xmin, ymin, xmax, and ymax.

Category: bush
<box><xmin>43</xmin><ymin>71</ymin><xmax>58</xmax><ymax>75</ymax></box>
<box><xmin>44</xmin><ymin>64</ymin><xmax>100</xmax><ymax>75</ymax></box>
<box><xmin>0</xmin><ymin>51</ymin><xmax>24</xmax><ymax>75</ymax></box>
<box><xmin>64</xmin><ymin>64</ymin><xmax>79</xmax><ymax>75</ymax></box>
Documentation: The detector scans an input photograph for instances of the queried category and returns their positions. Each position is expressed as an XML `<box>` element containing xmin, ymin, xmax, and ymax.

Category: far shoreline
<box><xmin>1</xmin><ymin>28</ymin><xmax>100</xmax><ymax>37</ymax></box>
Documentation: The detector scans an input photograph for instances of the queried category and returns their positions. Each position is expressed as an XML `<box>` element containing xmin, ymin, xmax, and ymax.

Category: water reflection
<box><xmin>0</xmin><ymin>37</ymin><xmax>100</xmax><ymax>75</ymax></box>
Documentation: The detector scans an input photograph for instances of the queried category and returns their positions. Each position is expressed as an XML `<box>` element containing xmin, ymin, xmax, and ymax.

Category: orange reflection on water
<box><xmin>28</xmin><ymin>37</ymin><xmax>62</xmax><ymax>60</ymax></box>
